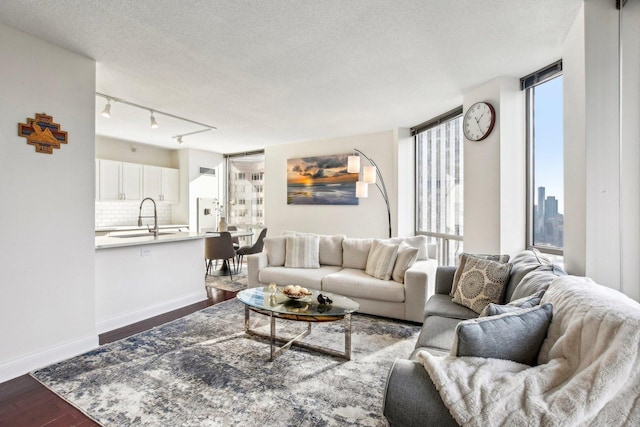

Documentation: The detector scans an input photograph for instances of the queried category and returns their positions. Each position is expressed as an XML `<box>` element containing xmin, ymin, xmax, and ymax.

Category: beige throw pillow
<box><xmin>391</xmin><ymin>242</ymin><xmax>419</xmax><ymax>283</ymax></box>
<box><xmin>450</xmin><ymin>253</ymin><xmax>511</xmax><ymax>297</ymax></box>
<box><xmin>342</xmin><ymin>238</ymin><xmax>373</xmax><ymax>270</ymax></box>
<box><xmin>264</xmin><ymin>236</ymin><xmax>286</xmax><ymax>266</ymax></box>
<box><xmin>452</xmin><ymin>257</ymin><xmax>513</xmax><ymax>314</ymax></box>
<box><xmin>365</xmin><ymin>239</ymin><xmax>399</xmax><ymax>281</ymax></box>
<box><xmin>284</xmin><ymin>235</ymin><xmax>320</xmax><ymax>268</ymax></box>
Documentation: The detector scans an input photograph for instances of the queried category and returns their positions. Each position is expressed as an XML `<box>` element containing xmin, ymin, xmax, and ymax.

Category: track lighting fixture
<box><xmin>150</xmin><ymin>111</ymin><xmax>159</xmax><ymax>129</ymax></box>
<box><xmin>172</xmin><ymin>128</ymin><xmax>213</xmax><ymax>146</ymax></box>
<box><xmin>101</xmin><ymin>99</ymin><xmax>112</xmax><ymax>118</ymax></box>
<box><xmin>96</xmin><ymin>92</ymin><xmax>217</xmax><ymax>142</ymax></box>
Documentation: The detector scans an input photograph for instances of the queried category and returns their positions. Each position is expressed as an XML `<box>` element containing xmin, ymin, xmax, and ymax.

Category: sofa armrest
<box><xmin>383</xmin><ymin>358</ymin><xmax>458</xmax><ymax>427</ymax></box>
<box><xmin>435</xmin><ymin>266</ymin><xmax>457</xmax><ymax>295</ymax></box>
<box><xmin>247</xmin><ymin>252</ymin><xmax>267</xmax><ymax>288</ymax></box>
<box><xmin>404</xmin><ymin>259</ymin><xmax>438</xmax><ymax>322</ymax></box>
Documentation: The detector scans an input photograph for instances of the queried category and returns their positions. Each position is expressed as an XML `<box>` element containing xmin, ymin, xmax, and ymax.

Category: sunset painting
<box><xmin>287</xmin><ymin>154</ymin><xmax>358</xmax><ymax>205</ymax></box>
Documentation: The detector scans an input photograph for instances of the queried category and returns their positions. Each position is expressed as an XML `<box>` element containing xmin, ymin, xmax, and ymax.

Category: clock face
<box><xmin>463</xmin><ymin>102</ymin><xmax>495</xmax><ymax>141</ymax></box>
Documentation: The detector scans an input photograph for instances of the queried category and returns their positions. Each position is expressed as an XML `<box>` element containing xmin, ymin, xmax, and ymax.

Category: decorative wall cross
<box><xmin>18</xmin><ymin>113</ymin><xmax>68</xmax><ymax>154</ymax></box>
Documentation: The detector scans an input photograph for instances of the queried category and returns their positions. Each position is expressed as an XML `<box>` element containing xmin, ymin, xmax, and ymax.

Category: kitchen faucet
<box><xmin>138</xmin><ymin>197</ymin><xmax>159</xmax><ymax>237</ymax></box>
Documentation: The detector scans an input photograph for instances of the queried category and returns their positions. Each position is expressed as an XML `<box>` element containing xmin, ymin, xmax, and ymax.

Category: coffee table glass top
<box><xmin>237</xmin><ymin>287</ymin><xmax>359</xmax><ymax>318</ymax></box>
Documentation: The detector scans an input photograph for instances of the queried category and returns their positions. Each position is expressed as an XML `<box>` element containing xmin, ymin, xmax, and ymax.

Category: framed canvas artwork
<box><xmin>287</xmin><ymin>154</ymin><xmax>358</xmax><ymax>205</ymax></box>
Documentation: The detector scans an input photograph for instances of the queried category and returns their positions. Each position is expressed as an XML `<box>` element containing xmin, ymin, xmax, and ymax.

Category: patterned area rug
<box><xmin>32</xmin><ymin>299</ymin><xmax>420</xmax><ymax>426</ymax></box>
<box><xmin>205</xmin><ymin>266</ymin><xmax>248</xmax><ymax>292</ymax></box>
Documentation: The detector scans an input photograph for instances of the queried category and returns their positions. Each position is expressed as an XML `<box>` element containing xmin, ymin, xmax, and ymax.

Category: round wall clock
<box><xmin>463</xmin><ymin>102</ymin><xmax>496</xmax><ymax>141</ymax></box>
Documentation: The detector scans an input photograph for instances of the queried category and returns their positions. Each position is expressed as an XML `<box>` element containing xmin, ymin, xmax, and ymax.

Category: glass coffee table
<box><xmin>237</xmin><ymin>287</ymin><xmax>359</xmax><ymax>361</ymax></box>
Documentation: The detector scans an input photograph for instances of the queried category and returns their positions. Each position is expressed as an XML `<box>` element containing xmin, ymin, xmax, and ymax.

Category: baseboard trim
<box><xmin>96</xmin><ymin>291</ymin><xmax>207</xmax><ymax>334</ymax></box>
<box><xmin>0</xmin><ymin>334</ymin><xmax>98</xmax><ymax>384</ymax></box>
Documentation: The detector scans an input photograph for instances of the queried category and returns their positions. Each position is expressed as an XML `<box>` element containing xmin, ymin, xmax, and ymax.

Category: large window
<box><xmin>226</xmin><ymin>151</ymin><xmax>265</xmax><ymax>229</ymax></box>
<box><xmin>523</xmin><ymin>61</ymin><xmax>564</xmax><ymax>254</ymax></box>
<box><xmin>414</xmin><ymin>107</ymin><xmax>464</xmax><ymax>266</ymax></box>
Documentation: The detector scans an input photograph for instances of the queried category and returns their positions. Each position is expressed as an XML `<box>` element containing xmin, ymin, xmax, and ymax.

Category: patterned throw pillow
<box><xmin>450</xmin><ymin>253</ymin><xmax>510</xmax><ymax>297</ymax></box>
<box><xmin>365</xmin><ymin>240</ymin><xmax>399</xmax><ymax>281</ymax></box>
<box><xmin>391</xmin><ymin>242</ymin><xmax>419</xmax><ymax>283</ymax></box>
<box><xmin>284</xmin><ymin>235</ymin><xmax>320</xmax><ymax>268</ymax></box>
<box><xmin>451</xmin><ymin>257</ymin><xmax>513</xmax><ymax>314</ymax></box>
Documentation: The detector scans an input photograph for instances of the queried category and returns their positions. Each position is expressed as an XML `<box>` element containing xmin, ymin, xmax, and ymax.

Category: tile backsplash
<box><xmin>95</xmin><ymin>202</ymin><xmax>173</xmax><ymax>228</ymax></box>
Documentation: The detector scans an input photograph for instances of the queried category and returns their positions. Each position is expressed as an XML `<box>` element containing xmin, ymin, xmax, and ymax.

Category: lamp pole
<box><xmin>353</xmin><ymin>148</ymin><xmax>392</xmax><ymax>238</ymax></box>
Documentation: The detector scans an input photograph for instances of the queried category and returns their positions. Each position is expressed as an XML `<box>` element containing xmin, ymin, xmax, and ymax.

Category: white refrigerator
<box><xmin>197</xmin><ymin>198</ymin><xmax>218</xmax><ymax>232</ymax></box>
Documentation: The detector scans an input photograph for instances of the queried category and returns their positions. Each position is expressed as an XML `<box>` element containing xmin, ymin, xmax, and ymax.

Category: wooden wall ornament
<box><xmin>18</xmin><ymin>113</ymin><xmax>68</xmax><ymax>154</ymax></box>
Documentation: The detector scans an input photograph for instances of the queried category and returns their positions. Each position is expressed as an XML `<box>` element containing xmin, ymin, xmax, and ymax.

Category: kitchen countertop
<box><xmin>95</xmin><ymin>231</ymin><xmax>207</xmax><ymax>250</ymax></box>
<box><xmin>95</xmin><ymin>224</ymin><xmax>189</xmax><ymax>232</ymax></box>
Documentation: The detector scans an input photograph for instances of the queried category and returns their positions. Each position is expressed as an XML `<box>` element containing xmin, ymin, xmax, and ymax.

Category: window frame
<box><xmin>523</xmin><ymin>60</ymin><xmax>564</xmax><ymax>256</ymax></box>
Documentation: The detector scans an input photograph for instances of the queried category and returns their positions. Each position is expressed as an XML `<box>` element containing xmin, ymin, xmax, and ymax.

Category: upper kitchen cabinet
<box><xmin>98</xmin><ymin>159</ymin><xmax>142</xmax><ymax>202</ymax></box>
<box><xmin>143</xmin><ymin>165</ymin><xmax>179</xmax><ymax>203</ymax></box>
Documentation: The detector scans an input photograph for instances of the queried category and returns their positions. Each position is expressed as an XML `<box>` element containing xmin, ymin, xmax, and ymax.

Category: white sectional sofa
<box><xmin>247</xmin><ymin>233</ymin><xmax>438</xmax><ymax>323</ymax></box>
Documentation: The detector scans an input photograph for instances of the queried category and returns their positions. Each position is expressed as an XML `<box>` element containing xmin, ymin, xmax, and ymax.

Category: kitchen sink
<box><xmin>111</xmin><ymin>231</ymin><xmax>179</xmax><ymax>238</ymax></box>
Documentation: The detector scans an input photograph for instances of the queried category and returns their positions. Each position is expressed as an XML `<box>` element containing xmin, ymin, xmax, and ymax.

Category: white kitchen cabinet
<box><xmin>98</xmin><ymin>159</ymin><xmax>142</xmax><ymax>202</ymax></box>
<box><xmin>143</xmin><ymin>165</ymin><xmax>179</xmax><ymax>203</ymax></box>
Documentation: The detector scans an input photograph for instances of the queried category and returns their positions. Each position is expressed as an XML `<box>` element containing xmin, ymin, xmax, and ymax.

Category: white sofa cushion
<box><xmin>342</xmin><ymin>238</ymin><xmax>373</xmax><ymax>269</ymax></box>
<box><xmin>259</xmin><ymin>266</ymin><xmax>341</xmax><ymax>290</ymax></box>
<box><xmin>365</xmin><ymin>239</ymin><xmax>399</xmax><ymax>280</ymax></box>
<box><xmin>392</xmin><ymin>242</ymin><xmax>420</xmax><ymax>283</ymax></box>
<box><xmin>318</xmin><ymin>234</ymin><xmax>345</xmax><ymax>266</ymax></box>
<box><xmin>264</xmin><ymin>236</ymin><xmax>286</xmax><ymax>266</ymax></box>
<box><xmin>388</xmin><ymin>235</ymin><xmax>430</xmax><ymax>260</ymax></box>
<box><xmin>285</xmin><ymin>235</ymin><xmax>320</xmax><ymax>268</ymax></box>
<box><xmin>323</xmin><ymin>268</ymin><xmax>405</xmax><ymax>302</ymax></box>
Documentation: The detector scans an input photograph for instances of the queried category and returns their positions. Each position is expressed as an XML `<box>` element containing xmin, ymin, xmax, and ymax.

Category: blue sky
<box><xmin>533</xmin><ymin>75</ymin><xmax>564</xmax><ymax>214</ymax></box>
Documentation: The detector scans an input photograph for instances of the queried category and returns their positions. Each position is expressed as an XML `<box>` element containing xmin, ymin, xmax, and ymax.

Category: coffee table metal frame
<box><xmin>241</xmin><ymin>292</ymin><xmax>355</xmax><ymax>362</ymax></box>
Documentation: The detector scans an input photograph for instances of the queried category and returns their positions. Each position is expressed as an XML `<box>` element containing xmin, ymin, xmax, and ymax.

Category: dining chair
<box><xmin>204</xmin><ymin>232</ymin><xmax>237</xmax><ymax>280</ymax></box>
<box><xmin>227</xmin><ymin>225</ymin><xmax>240</xmax><ymax>250</ymax></box>
<box><xmin>235</xmin><ymin>228</ymin><xmax>267</xmax><ymax>267</ymax></box>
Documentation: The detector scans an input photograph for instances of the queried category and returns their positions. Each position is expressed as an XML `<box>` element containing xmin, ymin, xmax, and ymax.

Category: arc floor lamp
<box><xmin>348</xmin><ymin>149</ymin><xmax>391</xmax><ymax>238</ymax></box>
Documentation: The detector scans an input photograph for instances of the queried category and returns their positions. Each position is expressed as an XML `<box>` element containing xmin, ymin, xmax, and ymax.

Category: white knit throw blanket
<box><xmin>417</xmin><ymin>276</ymin><xmax>640</xmax><ymax>426</ymax></box>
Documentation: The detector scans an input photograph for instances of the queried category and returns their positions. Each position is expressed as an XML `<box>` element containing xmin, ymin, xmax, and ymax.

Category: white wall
<box><xmin>463</xmin><ymin>77</ymin><xmax>525</xmax><ymax>255</ymax></box>
<box><xmin>563</xmin><ymin>5</ymin><xmax>587</xmax><ymax>276</ymax></box>
<box><xmin>394</xmin><ymin>128</ymin><xmax>415</xmax><ymax>237</ymax></box>
<box><xmin>563</xmin><ymin>0</ymin><xmax>639</xmax><ymax>301</ymax></box>
<box><xmin>264</xmin><ymin>130</ymin><xmax>398</xmax><ymax>238</ymax></box>
<box><xmin>620</xmin><ymin>0</ymin><xmax>640</xmax><ymax>301</ymax></box>
<box><xmin>95</xmin><ymin>135</ymin><xmax>178</xmax><ymax>168</ymax></box>
<box><xmin>172</xmin><ymin>148</ymin><xmax>224</xmax><ymax>228</ymax></box>
<box><xmin>0</xmin><ymin>24</ymin><xmax>97</xmax><ymax>381</ymax></box>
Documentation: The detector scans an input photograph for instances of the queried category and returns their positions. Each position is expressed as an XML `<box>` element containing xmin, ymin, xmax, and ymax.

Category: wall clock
<box><xmin>463</xmin><ymin>102</ymin><xmax>495</xmax><ymax>141</ymax></box>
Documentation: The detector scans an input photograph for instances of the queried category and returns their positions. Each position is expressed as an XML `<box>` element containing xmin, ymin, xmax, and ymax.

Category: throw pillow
<box><xmin>365</xmin><ymin>240</ymin><xmax>399</xmax><ymax>281</ymax></box>
<box><xmin>318</xmin><ymin>234</ymin><xmax>345</xmax><ymax>266</ymax></box>
<box><xmin>391</xmin><ymin>242</ymin><xmax>419</xmax><ymax>283</ymax></box>
<box><xmin>284</xmin><ymin>235</ymin><xmax>320</xmax><ymax>268</ymax></box>
<box><xmin>452</xmin><ymin>257</ymin><xmax>513</xmax><ymax>314</ymax></box>
<box><xmin>342</xmin><ymin>238</ymin><xmax>373</xmax><ymax>270</ymax></box>
<box><xmin>387</xmin><ymin>235</ymin><xmax>429</xmax><ymax>260</ymax></box>
<box><xmin>451</xmin><ymin>303</ymin><xmax>553</xmax><ymax>366</ymax></box>
<box><xmin>264</xmin><ymin>236</ymin><xmax>286</xmax><ymax>266</ymax></box>
<box><xmin>480</xmin><ymin>289</ymin><xmax>546</xmax><ymax>317</ymax></box>
<box><xmin>450</xmin><ymin>253</ymin><xmax>511</xmax><ymax>297</ymax></box>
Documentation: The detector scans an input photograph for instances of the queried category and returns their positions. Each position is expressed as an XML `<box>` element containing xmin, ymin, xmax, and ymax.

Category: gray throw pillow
<box><xmin>451</xmin><ymin>303</ymin><xmax>553</xmax><ymax>366</ymax></box>
<box><xmin>480</xmin><ymin>289</ymin><xmax>546</xmax><ymax>317</ymax></box>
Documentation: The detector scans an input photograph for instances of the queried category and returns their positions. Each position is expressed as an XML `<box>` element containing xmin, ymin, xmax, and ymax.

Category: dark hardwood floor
<box><xmin>0</xmin><ymin>289</ymin><xmax>236</xmax><ymax>427</ymax></box>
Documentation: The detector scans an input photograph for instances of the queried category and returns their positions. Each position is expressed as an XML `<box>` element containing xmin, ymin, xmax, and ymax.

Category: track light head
<box><xmin>101</xmin><ymin>100</ymin><xmax>111</xmax><ymax>118</ymax></box>
<box><xmin>150</xmin><ymin>111</ymin><xmax>159</xmax><ymax>128</ymax></box>
<box><xmin>177</xmin><ymin>136</ymin><xmax>184</xmax><ymax>145</ymax></box>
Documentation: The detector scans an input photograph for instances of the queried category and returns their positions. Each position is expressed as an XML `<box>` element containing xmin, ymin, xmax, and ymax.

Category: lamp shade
<box><xmin>347</xmin><ymin>155</ymin><xmax>360</xmax><ymax>173</ymax></box>
<box><xmin>356</xmin><ymin>181</ymin><xmax>368</xmax><ymax>198</ymax></box>
<box><xmin>363</xmin><ymin>166</ymin><xmax>377</xmax><ymax>184</ymax></box>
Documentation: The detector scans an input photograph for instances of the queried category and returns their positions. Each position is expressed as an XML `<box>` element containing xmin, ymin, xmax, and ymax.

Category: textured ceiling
<box><xmin>0</xmin><ymin>0</ymin><xmax>581</xmax><ymax>154</ymax></box>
